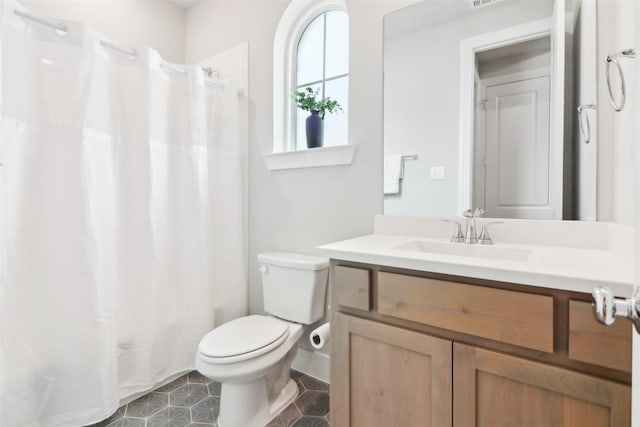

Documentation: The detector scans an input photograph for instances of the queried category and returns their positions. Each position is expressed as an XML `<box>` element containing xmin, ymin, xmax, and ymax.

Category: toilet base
<box><xmin>217</xmin><ymin>378</ymin><xmax>299</xmax><ymax>427</ymax></box>
<box><xmin>267</xmin><ymin>378</ymin><xmax>299</xmax><ymax>422</ymax></box>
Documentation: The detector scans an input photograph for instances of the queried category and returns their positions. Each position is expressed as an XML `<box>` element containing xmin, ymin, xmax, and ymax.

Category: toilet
<box><xmin>195</xmin><ymin>252</ymin><xmax>329</xmax><ymax>427</ymax></box>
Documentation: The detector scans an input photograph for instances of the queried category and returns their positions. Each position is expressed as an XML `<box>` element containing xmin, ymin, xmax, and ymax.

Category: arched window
<box><xmin>272</xmin><ymin>0</ymin><xmax>353</xmax><ymax>168</ymax></box>
<box><xmin>293</xmin><ymin>10</ymin><xmax>349</xmax><ymax>150</ymax></box>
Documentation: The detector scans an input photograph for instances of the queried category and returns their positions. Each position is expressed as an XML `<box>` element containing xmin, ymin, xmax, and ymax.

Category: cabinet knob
<box><xmin>592</xmin><ymin>286</ymin><xmax>640</xmax><ymax>333</ymax></box>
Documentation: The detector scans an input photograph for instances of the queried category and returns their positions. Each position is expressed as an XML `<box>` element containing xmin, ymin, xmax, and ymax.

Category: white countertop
<box><xmin>317</xmin><ymin>233</ymin><xmax>634</xmax><ymax>296</ymax></box>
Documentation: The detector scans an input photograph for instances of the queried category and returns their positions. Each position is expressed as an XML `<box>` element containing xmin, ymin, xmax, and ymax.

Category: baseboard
<box><xmin>291</xmin><ymin>346</ymin><xmax>330</xmax><ymax>383</ymax></box>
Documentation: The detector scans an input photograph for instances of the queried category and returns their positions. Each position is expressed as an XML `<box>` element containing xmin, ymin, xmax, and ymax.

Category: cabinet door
<box><xmin>453</xmin><ymin>343</ymin><xmax>631</xmax><ymax>427</ymax></box>
<box><xmin>331</xmin><ymin>312</ymin><xmax>452</xmax><ymax>427</ymax></box>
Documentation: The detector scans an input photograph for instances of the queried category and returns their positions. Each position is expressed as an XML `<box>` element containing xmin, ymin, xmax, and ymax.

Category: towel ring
<box><xmin>606</xmin><ymin>48</ymin><xmax>635</xmax><ymax>112</ymax></box>
<box><xmin>577</xmin><ymin>104</ymin><xmax>596</xmax><ymax>144</ymax></box>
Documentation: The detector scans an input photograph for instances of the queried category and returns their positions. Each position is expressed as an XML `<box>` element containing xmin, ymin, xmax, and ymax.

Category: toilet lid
<box><xmin>198</xmin><ymin>315</ymin><xmax>289</xmax><ymax>360</ymax></box>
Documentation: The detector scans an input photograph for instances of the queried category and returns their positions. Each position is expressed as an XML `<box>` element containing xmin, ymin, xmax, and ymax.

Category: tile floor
<box><xmin>87</xmin><ymin>370</ymin><xmax>330</xmax><ymax>427</ymax></box>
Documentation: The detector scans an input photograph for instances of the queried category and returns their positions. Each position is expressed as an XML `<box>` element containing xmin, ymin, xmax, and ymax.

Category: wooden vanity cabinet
<box><xmin>332</xmin><ymin>313</ymin><xmax>452</xmax><ymax>427</ymax></box>
<box><xmin>330</xmin><ymin>264</ymin><xmax>632</xmax><ymax>427</ymax></box>
<box><xmin>454</xmin><ymin>344</ymin><xmax>630</xmax><ymax>427</ymax></box>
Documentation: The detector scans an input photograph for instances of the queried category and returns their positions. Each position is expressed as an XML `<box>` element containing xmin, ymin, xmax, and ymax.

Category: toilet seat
<box><xmin>198</xmin><ymin>315</ymin><xmax>290</xmax><ymax>365</ymax></box>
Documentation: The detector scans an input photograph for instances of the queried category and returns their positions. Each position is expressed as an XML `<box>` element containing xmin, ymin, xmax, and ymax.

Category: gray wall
<box><xmin>597</xmin><ymin>0</ymin><xmax>636</xmax><ymax>226</ymax></box>
<box><xmin>185</xmin><ymin>1</ymin><xmax>409</xmax><ymax>349</ymax></box>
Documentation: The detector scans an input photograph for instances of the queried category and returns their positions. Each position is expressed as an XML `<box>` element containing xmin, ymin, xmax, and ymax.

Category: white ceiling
<box><xmin>170</xmin><ymin>0</ymin><xmax>198</xmax><ymax>9</ymax></box>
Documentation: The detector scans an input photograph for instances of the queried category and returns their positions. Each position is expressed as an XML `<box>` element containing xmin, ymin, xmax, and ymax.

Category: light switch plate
<box><xmin>430</xmin><ymin>166</ymin><xmax>445</xmax><ymax>180</ymax></box>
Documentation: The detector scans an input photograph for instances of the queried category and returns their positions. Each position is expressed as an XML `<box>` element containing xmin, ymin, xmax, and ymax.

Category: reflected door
<box><xmin>482</xmin><ymin>75</ymin><xmax>555</xmax><ymax>219</ymax></box>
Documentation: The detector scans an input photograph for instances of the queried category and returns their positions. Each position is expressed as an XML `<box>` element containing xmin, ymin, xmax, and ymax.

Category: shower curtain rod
<box><xmin>13</xmin><ymin>9</ymin><xmax>67</xmax><ymax>33</ymax></box>
<box><xmin>13</xmin><ymin>7</ymin><xmax>234</xmax><ymax>91</ymax></box>
<box><xmin>203</xmin><ymin>67</ymin><xmax>220</xmax><ymax>79</ymax></box>
<box><xmin>99</xmin><ymin>40</ymin><xmax>137</xmax><ymax>59</ymax></box>
<box><xmin>14</xmin><ymin>9</ymin><xmax>138</xmax><ymax>59</ymax></box>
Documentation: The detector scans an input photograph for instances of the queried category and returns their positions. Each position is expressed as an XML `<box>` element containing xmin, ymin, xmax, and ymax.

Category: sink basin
<box><xmin>394</xmin><ymin>240</ymin><xmax>532</xmax><ymax>262</ymax></box>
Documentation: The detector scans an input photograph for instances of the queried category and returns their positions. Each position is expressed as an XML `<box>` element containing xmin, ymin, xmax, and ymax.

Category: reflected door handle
<box><xmin>592</xmin><ymin>287</ymin><xmax>640</xmax><ymax>333</ymax></box>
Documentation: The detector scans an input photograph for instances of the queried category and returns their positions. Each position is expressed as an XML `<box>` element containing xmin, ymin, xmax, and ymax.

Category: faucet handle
<box><xmin>442</xmin><ymin>219</ymin><xmax>465</xmax><ymax>243</ymax></box>
<box><xmin>478</xmin><ymin>221</ymin><xmax>504</xmax><ymax>245</ymax></box>
<box><xmin>463</xmin><ymin>208</ymin><xmax>485</xmax><ymax>218</ymax></box>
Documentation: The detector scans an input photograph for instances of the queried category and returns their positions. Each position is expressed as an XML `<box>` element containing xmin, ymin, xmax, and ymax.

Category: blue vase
<box><xmin>305</xmin><ymin>110</ymin><xmax>324</xmax><ymax>148</ymax></box>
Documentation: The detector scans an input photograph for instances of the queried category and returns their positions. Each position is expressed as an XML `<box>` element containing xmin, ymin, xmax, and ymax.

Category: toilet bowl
<box><xmin>195</xmin><ymin>252</ymin><xmax>329</xmax><ymax>427</ymax></box>
<box><xmin>196</xmin><ymin>315</ymin><xmax>304</xmax><ymax>427</ymax></box>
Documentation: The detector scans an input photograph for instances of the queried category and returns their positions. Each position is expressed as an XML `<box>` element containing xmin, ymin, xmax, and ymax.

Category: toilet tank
<box><xmin>258</xmin><ymin>252</ymin><xmax>329</xmax><ymax>324</ymax></box>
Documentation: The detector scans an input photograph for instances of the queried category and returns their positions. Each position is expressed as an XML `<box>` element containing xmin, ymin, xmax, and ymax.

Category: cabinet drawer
<box><xmin>378</xmin><ymin>272</ymin><xmax>554</xmax><ymax>353</ymax></box>
<box><xmin>569</xmin><ymin>300</ymin><xmax>632</xmax><ymax>372</ymax></box>
<box><xmin>333</xmin><ymin>266</ymin><xmax>370</xmax><ymax>311</ymax></box>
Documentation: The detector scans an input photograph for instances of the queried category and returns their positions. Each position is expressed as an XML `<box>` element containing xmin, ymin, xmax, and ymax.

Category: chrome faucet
<box><xmin>462</xmin><ymin>208</ymin><xmax>484</xmax><ymax>244</ymax></box>
<box><xmin>477</xmin><ymin>221</ymin><xmax>504</xmax><ymax>245</ymax></box>
<box><xmin>443</xmin><ymin>219</ymin><xmax>465</xmax><ymax>243</ymax></box>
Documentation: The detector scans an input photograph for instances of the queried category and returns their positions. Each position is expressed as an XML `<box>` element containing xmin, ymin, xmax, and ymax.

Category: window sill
<box><xmin>264</xmin><ymin>144</ymin><xmax>356</xmax><ymax>171</ymax></box>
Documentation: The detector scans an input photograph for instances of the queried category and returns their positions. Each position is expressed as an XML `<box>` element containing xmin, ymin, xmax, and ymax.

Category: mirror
<box><xmin>383</xmin><ymin>0</ymin><xmax>597</xmax><ymax>220</ymax></box>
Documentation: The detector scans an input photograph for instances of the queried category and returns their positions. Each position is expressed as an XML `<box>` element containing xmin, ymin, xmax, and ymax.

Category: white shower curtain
<box><xmin>0</xmin><ymin>1</ymin><xmax>247</xmax><ymax>426</ymax></box>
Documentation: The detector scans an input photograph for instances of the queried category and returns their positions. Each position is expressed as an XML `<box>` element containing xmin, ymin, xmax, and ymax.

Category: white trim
<box><xmin>632</xmin><ymin>2</ymin><xmax>640</xmax><ymax>425</ymax></box>
<box><xmin>480</xmin><ymin>67</ymin><xmax>550</xmax><ymax>88</ymax></box>
<box><xmin>548</xmin><ymin>0</ymin><xmax>565</xmax><ymax>221</ymax></box>
<box><xmin>458</xmin><ymin>18</ymin><xmax>552</xmax><ymax>214</ymax></box>
<box><xmin>291</xmin><ymin>346</ymin><xmax>330</xmax><ymax>383</ymax></box>
<box><xmin>473</xmin><ymin>72</ymin><xmax>485</xmax><ymax>210</ymax></box>
<box><xmin>273</xmin><ymin>0</ymin><xmax>348</xmax><ymax>153</ymax></box>
<box><xmin>265</xmin><ymin>144</ymin><xmax>356</xmax><ymax>171</ymax></box>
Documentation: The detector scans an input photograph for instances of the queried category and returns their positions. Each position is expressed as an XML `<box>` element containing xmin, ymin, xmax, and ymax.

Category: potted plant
<box><xmin>292</xmin><ymin>87</ymin><xmax>343</xmax><ymax>149</ymax></box>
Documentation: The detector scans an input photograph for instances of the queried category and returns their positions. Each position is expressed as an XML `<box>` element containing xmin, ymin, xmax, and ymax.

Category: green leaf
<box><xmin>290</xmin><ymin>86</ymin><xmax>344</xmax><ymax>117</ymax></box>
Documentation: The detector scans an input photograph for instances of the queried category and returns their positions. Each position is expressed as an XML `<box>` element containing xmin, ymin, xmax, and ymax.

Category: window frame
<box><xmin>293</xmin><ymin>10</ymin><xmax>349</xmax><ymax>151</ymax></box>
<box><xmin>273</xmin><ymin>0</ymin><xmax>349</xmax><ymax>156</ymax></box>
